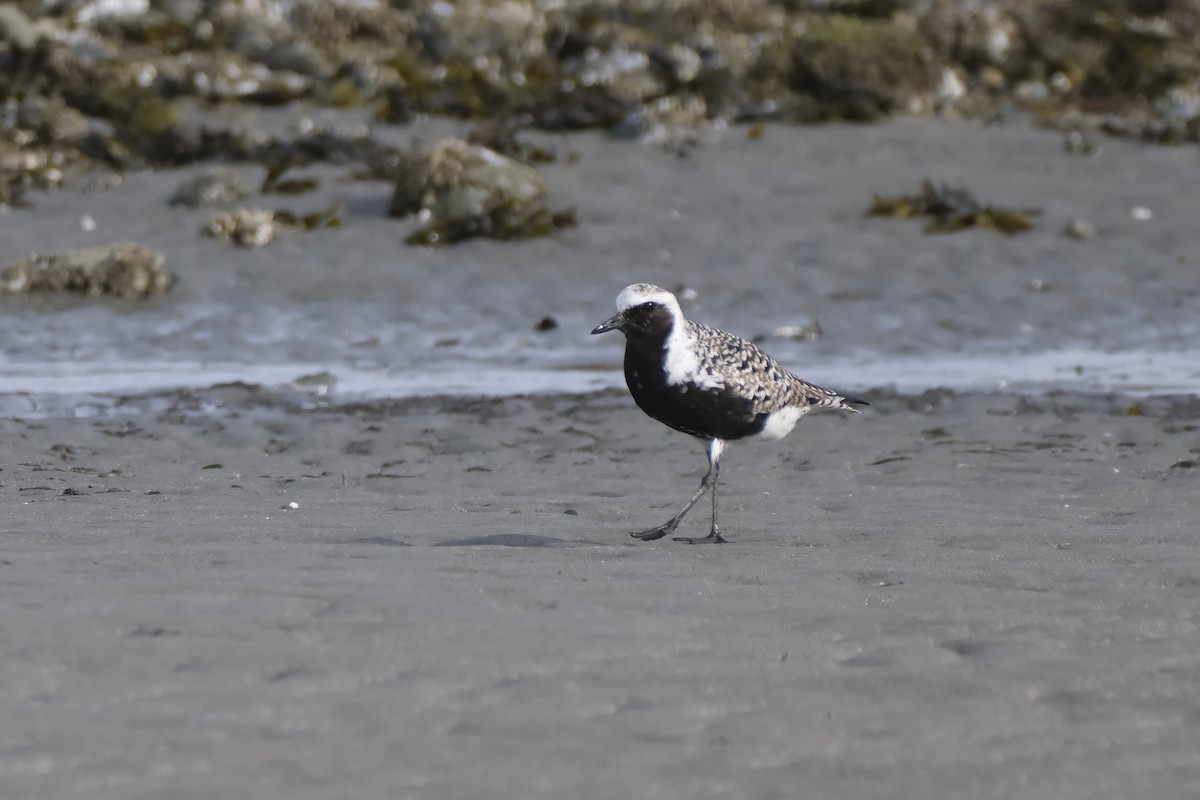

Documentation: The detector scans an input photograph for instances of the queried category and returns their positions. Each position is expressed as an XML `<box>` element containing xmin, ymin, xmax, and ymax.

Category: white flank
<box><xmin>756</xmin><ymin>405</ymin><xmax>808</xmax><ymax>441</ymax></box>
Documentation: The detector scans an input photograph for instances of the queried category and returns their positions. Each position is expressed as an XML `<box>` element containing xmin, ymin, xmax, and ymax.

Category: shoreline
<box><xmin>3</xmin><ymin>342</ymin><xmax>1200</xmax><ymax>420</ymax></box>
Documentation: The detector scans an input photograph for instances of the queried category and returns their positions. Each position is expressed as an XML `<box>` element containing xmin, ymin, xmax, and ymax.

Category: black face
<box><xmin>618</xmin><ymin>301</ymin><xmax>673</xmax><ymax>338</ymax></box>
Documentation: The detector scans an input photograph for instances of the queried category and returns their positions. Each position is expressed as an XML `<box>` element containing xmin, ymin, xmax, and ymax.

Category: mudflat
<box><xmin>3</xmin><ymin>388</ymin><xmax>1199</xmax><ymax>799</ymax></box>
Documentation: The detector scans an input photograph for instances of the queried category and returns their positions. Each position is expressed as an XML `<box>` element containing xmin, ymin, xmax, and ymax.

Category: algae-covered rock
<box><xmin>0</xmin><ymin>241</ymin><xmax>172</xmax><ymax>299</ymax></box>
<box><xmin>789</xmin><ymin>15</ymin><xmax>934</xmax><ymax>121</ymax></box>
<box><xmin>7</xmin><ymin>0</ymin><xmax>1200</xmax><ymax>199</ymax></box>
<box><xmin>390</xmin><ymin>137</ymin><xmax>575</xmax><ymax>245</ymax></box>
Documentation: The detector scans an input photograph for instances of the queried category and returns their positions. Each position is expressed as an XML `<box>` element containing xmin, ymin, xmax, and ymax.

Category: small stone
<box><xmin>770</xmin><ymin>320</ymin><xmax>823</xmax><ymax>342</ymax></box>
<box><xmin>534</xmin><ymin>316</ymin><xmax>558</xmax><ymax>332</ymax></box>
<box><xmin>1063</xmin><ymin>128</ymin><xmax>1099</xmax><ymax>156</ymax></box>
<box><xmin>289</xmin><ymin>371</ymin><xmax>336</xmax><ymax>396</ymax></box>
<box><xmin>651</xmin><ymin>43</ymin><xmax>703</xmax><ymax>85</ymax></box>
<box><xmin>203</xmin><ymin>208</ymin><xmax>279</xmax><ymax>248</ymax></box>
<box><xmin>936</xmin><ymin>68</ymin><xmax>966</xmax><ymax>111</ymax></box>
<box><xmin>1063</xmin><ymin>219</ymin><xmax>1094</xmax><ymax>240</ymax></box>
<box><xmin>171</xmin><ymin>168</ymin><xmax>248</xmax><ymax>209</ymax></box>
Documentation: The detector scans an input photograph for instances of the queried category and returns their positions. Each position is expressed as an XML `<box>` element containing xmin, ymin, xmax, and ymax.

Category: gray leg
<box><xmin>631</xmin><ymin>438</ymin><xmax>728</xmax><ymax>543</ymax></box>
<box><xmin>673</xmin><ymin>451</ymin><xmax>727</xmax><ymax>544</ymax></box>
<box><xmin>629</xmin><ymin>459</ymin><xmax>715</xmax><ymax>541</ymax></box>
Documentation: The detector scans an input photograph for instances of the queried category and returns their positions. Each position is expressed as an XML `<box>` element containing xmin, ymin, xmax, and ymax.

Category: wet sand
<box><xmin>3</xmin><ymin>388</ymin><xmax>1200</xmax><ymax>799</ymax></box>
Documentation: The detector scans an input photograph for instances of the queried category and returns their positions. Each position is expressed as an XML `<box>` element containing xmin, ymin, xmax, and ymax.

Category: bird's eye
<box><xmin>640</xmin><ymin>302</ymin><xmax>658</xmax><ymax>311</ymax></box>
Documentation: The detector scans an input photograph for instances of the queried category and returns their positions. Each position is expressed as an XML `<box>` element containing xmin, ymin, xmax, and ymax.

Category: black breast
<box><xmin>623</xmin><ymin>337</ymin><xmax>768</xmax><ymax>441</ymax></box>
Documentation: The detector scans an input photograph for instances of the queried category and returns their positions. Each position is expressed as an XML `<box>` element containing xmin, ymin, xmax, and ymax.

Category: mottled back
<box><xmin>685</xmin><ymin>321</ymin><xmax>849</xmax><ymax>414</ymax></box>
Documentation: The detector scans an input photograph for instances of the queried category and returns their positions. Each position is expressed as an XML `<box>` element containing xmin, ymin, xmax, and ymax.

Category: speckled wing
<box><xmin>686</xmin><ymin>321</ymin><xmax>853</xmax><ymax>413</ymax></box>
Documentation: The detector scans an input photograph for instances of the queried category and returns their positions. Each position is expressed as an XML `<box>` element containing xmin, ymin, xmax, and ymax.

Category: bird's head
<box><xmin>591</xmin><ymin>283</ymin><xmax>681</xmax><ymax>338</ymax></box>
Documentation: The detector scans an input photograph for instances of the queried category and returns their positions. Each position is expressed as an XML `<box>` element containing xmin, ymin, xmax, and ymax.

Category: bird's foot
<box><xmin>631</xmin><ymin>523</ymin><xmax>677</xmax><ymax>541</ymax></box>
<box><xmin>672</xmin><ymin>530</ymin><xmax>728</xmax><ymax>545</ymax></box>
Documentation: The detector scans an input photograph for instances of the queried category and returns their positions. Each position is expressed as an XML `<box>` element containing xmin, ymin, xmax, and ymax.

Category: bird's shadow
<box><xmin>434</xmin><ymin>533</ymin><xmax>572</xmax><ymax>548</ymax></box>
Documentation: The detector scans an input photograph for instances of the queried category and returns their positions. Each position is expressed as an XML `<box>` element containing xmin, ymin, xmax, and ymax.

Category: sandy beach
<box><xmin>3</xmin><ymin>384</ymin><xmax>1200</xmax><ymax>799</ymax></box>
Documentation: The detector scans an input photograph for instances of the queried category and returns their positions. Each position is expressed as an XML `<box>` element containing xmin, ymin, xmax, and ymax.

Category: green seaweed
<box><xmin>325</xmin><ymin>77</ymin><xmax>363</xmax><ymax>109</ymax></box>
<box><xmin>261</xmin><ymin>160</ymin><xmax>321</xmax><ymax>195</ymax></box>
<box><xmin>128</xmin><ymin>96</ymin><xmax>180</xmax><ymax>138</ymax></box>
<box><xmin>868</xmin><ymin>180</ymin><xmax>1039</xmax><ymax>235</ymax></box>
<box><xmin>274</xmin><ymin>201</ymin><xmax>343</xmax><ymax>232</ymax></box>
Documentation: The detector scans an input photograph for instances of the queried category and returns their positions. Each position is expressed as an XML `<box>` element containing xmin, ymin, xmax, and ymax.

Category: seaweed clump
<box><xmin>390</xmin><ymin>138</ymin><xmax>575</xmax><ymax>246</ymax></box>
<box><xmin>868</xmin><ymin>180</ymin><xmax>1039</xmax><ymax>235</ymax></box>
<box><xmin>0</xmin><ymin>241</ymin><xmax>172</xmax><ymax>299</ymax></box>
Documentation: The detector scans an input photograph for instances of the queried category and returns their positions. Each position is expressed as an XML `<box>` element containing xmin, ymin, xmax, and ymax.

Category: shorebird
<box><xmin>592</xmin><ymin>283</ymin><xmax>866</xmax><ymax>544</ymax></box>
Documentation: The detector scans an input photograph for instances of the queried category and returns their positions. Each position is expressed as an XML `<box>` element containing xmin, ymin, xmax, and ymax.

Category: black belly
<box><xmin>624</xmin><ymin>346</ymin><xmax>767</xmax><ymax>441</ymax></box>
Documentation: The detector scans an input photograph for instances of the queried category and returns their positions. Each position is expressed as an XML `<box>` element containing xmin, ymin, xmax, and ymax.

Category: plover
<box><xmin>592</xmin><ymin>283</ymin><xmax>866</xmax><ymax>544</ymax></box>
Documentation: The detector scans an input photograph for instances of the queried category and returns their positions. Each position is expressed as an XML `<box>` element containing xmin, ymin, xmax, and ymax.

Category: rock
<box><xmin>75</xmin><ymin>0</ymin><xmax>151</xmax><ymax>27</ymax></box>
<box><xmin>935</xmin><ymin>67</ymin><xmax>966</xmax><ymax>111</ymax></box>
<box><xmin>1063</xmin><ymin>126</ymin><xmax>1100</xmax><ymax>155</ymax></box>
<box><xmin>202</xmin><ymin>202</ymin><xmax>341</xmax><ymax>247</ymax></box>
<box><xmin>413</xmin><ymin>0</ymin><xmax>552</xmax><ymax>67</ymax></box>
<box><xmin>769</xmin><ymin>319</ymin><xmax>822</xmax><ymax>342</ymax></box>
<box><xmin>0</xmin><ymin>3</ymin><xmax>39</xmax><ymax>49</ymax></box>
<box><xmin>563</xmin><ymin>47</ymin><xmax>667</xmax><ymax>104</ymax></box>
<box><xmin>390</xmin><ymin>138</ymin><xmax>574</xmax><ymax>245</ymax></box>
<box><xmin>170</xmin><ymin>167</ymin><xmax>247</xmax><ymax>208</ymax></box>
<box><xmin>12</xmin><ymin>97</ymin><xmax>90</xmax><ymax>143</ymax></box>
<box><xmin>1063</xmin><ymin>218</ymin><xmax>1094</xmax><ymax>240</ymax></box>
<box><xmin>424</xmin><ymin>140</ymin><xmax>547</xmax><ymax>216</ymax></box>
<box><xmin>203</xmin><ymin>207</ymin><xmax>280</xmax><ymax>248</ymax></box>
<box><xmin>0</xmin><ymin>241</ymin><xmax>172</xmax><ymax>299</ymax></box>
<box><xmin>651</xmin><ymin>43</ymin><xmax>703</xmax><ymax>86</ymax></box>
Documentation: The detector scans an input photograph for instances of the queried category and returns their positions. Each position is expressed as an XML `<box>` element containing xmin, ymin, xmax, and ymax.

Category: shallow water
<box><xmin>3</xmin><ymin>115</ymin><xmax>1199</xmax><ymax>418</ymax></box>
<box><xmin>3</xmin><ymin>343</ymin><xmax>1198</xmax><ymax>419</ymax></box>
